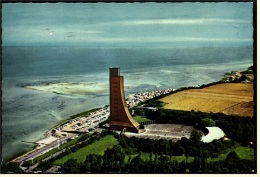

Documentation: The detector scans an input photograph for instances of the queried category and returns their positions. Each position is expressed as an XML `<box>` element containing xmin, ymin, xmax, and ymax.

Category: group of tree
<box><xmin>58</xmin><ymin>130</ymin><xmax>254</xmax><ymax>173</ymax></box>
<box><xmin>122</xmin><ymin>130</ymin><xmax>235</xmax><ymax>159</ymax></box>
<box><xmin>60</xmin><ymin>135</ymin><xmax>254</xmax><ymax>173</ymax></box>
<box><xmin>144</xmin><ymin>109</ymin><xmax>254</xmax><ymax>146</ymax></box>
<box><xmin>1</xmin><ymin>162</ymin><xmax>23</xmax><ymax>173</ymax></box>
<box><xmin>60</xmin><ymin>145</ymin><xmax>188</xmax><ymax>173</ymax></box>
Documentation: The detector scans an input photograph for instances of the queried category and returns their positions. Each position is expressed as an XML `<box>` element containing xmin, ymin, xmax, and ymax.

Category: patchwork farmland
<box><xmin>160</xmin><ymin>83</ymin><xmax>254</xmax><ymax>117</ymax></box>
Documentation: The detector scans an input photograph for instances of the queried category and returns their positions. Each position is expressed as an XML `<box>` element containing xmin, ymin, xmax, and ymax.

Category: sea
<box><xmin>1</xmin><ymin>46</ymin><xmax>253</xmax><ymax>160</ymax></box>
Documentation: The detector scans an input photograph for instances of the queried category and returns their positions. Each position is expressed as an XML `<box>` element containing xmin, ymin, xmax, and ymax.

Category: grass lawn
<box><xmin>53</xmin><ymin>135</ymin><xmax>118</xmax><ymax>165</ymax></box>
<box><xmin>133</xmin><ymin>116</ymin><xmax>151</xmax><ymax>123</ymax></box>
<box><xmin>124</xmin><ymin>152</ymin><xmax>194</xmax><ymax>163</ymax></box>
<box><xmin>233</xmin><ymin>146</ymin><xmax>254</xmax><ymax>160</ymax></box>
<box><xmin>208</xmin><ymin>146</ymin><xmax>254</xmax><ymax>162</ymax></box>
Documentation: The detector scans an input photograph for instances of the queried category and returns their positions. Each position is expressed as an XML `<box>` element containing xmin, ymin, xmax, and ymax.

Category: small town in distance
<box><xmin>2</xmin><ymin>66</ymin><xmax>254</xmax><ymax>174</ymax></box>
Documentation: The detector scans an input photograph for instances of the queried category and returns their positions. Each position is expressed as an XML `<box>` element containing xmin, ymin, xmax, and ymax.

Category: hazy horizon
<box><xmin>3</xmin><ymin>3</ymin><xmax>253</xmax><ymax>47</ymax></box>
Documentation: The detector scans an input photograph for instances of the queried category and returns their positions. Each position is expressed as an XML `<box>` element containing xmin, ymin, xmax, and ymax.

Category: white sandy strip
<box><xmin>26</xmin><ymin>82</ymin><xmax>107</xmax><ymax>95</ymax></box>
<box><xmin>36</xmin><ymin>136</ymin><xmax>58</xmax><ymax>145</ymax></box>
<box><xmin>201</xmin><ymin>127</ymin><xmax>225</xmax><ymax>143</ymax></box>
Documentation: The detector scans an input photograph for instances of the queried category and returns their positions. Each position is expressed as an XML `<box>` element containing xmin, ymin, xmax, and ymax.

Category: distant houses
<box><xmin>126</xmin><ymin>89</ymin><xmax>175</xmax><ymax>108</ymax></box>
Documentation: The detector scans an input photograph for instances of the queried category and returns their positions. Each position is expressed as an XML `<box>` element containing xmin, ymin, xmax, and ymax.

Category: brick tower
<box><xmin>109</xmin><ymin>68</ymin><xmax>145</xmax><ymax>133</ymax></box>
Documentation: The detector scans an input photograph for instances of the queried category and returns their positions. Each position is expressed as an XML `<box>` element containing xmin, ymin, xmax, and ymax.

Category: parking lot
<box><xmin>51</xmin><ymin>107</ymin><xmax>110</xmax><ymax>138</ymax></box>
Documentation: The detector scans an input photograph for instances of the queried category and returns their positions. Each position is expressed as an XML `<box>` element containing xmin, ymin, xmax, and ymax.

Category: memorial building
<box><xmin>109</xmin><ymin>68</ymin><xmax>145</xmax><ymax>133</ymax></box>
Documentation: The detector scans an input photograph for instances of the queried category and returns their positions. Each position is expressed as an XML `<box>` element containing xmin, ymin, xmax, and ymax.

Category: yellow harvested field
<box><xmin>160</xmin><ymin>83</ymin><xmax>254</xmax><ymax>117</ymax></box>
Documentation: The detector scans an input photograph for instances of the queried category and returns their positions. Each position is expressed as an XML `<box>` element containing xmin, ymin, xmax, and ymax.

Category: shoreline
<box><xmin>7</xmin><ymin>87</ymin><xmax>176</xmax><ymax>163</ymax></box>
<box><xmin>6</xmin><ymin>66</ymin><xmax>253</xmax><ymax>162</ymax></box>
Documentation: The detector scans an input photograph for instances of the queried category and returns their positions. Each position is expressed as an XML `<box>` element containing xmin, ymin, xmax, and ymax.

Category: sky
<box><xmin>2</xmin><ymin>2</ymin><xmax>253</xmax><ymax>47</ymax></box>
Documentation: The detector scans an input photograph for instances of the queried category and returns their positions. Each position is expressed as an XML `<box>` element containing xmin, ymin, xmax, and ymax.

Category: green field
<box><xmin>235</xmin><ymin>146</ymin><xmax>254</xmax><ymax>160</ymax></box>
<box><xmin>133</xmin><ymin>116</ymin><xmax>151</xmax><ymax>123</ymax></box>
<box><xmin>208</xmin><ymin>146</ymin><xmax>254</xmax><ymax>162</ymax></box>
<box><xmin>53</xmin><ymin>135</ymin><xmax>118</xmax><ymax>165</ymax></box>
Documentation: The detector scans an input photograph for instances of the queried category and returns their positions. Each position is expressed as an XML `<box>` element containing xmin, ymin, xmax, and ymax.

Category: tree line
<box><xmin>60</xmin><ymin>130</ymin><xmax>254</xmax><ymax>173</ymax></box>
<box><xmin>144</xmin><ymin>109</ymin><xmax>254</xmax><ymax>146</ymax></box>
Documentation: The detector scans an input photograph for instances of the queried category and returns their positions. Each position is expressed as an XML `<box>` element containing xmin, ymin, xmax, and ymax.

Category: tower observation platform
<box><xmin>109</xmin><ymin>68</ymin><xmax>145</xmax><ymax>133</ymax></box>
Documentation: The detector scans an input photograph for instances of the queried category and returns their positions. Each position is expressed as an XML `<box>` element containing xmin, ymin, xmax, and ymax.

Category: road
<box><xmin>16</xmin><ymin>135</ymin><xmax>72</xmax><ymax>163</ymax></box>
<box><xmin>14</xmin><ymin>107</ymin><xmax>110</xmax><ymax>166</ymax></box>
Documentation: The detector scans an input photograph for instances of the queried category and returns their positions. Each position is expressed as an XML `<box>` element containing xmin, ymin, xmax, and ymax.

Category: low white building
<box><xmin>201</xmin><ymin>127</ymin><xmax>225</xmax><ymax>143</ymax></box>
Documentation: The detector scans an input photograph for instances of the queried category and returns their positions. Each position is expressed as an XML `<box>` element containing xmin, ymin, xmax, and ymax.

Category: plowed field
<box><xmin>160</xmin><ymin>83</ymin><xmax>254</xmax><ymax>117</ymax></box>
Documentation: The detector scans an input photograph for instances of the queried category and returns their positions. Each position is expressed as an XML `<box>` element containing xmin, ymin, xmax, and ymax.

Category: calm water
<box><xmin>2</xmin><ymin>46</ymin><xmax>252</xmax><ymax>160</ymax></box>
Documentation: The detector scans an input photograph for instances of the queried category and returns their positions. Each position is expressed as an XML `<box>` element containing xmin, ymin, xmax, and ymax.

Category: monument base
<box><xmin>110</xmin><ymin>123</ymin><xmax>145</xmax><ymax>133</ymax></box>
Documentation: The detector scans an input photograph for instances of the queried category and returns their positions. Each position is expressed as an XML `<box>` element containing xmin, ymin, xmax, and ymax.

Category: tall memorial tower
<box><xmin>109</xmin><ymin>68</ymin><xmax>145</xmax><ymax>133</ymax></box>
